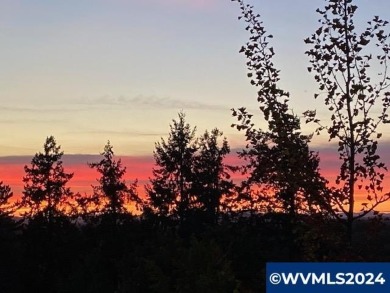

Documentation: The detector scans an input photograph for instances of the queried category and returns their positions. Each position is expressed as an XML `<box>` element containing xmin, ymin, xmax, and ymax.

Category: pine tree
<box><xmin>21</xmin><ymin>136</ymin><xmax>74</xmax><ymax>226</ymax></box>
<box><xmin>89</xmin><ymin>141</ymin><xmax>140</xmax><ymax>224</ymax></box>
<box><xmin>0</xmin><ymin>182</ymin><xmax>14</xmax><ymax>219</ymax></box>
<box><xmin>192</xmin><ymin>129</ymin><xmax>235</xmax><ymax>224</ymax></box>
<box><xmin>146</xmin><ymin>112</ymin><xmax>197</xmax><ymax>224</ymax></box>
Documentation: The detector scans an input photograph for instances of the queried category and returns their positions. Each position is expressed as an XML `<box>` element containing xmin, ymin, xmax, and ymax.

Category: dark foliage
<box><xmin>20</xmin><ymin>136</ymin><xmax>74</xmax><ymax>228</ymax></box>
<box><xmin>82</xmin><ymin>141</ymin><xmax>141</xmax><ymax>225</ymax></box>
<box><xmin>231</xmin><ymin>0</ymin><xmax>332</xmax><ymax>218</ymax></box>
<box><xmin>146</xmin><ymin>112</ymin><xmax>198</xmax><ymax>225</ymax></box>
<box><xmin>304</xmin><ymin>0</ymin><xmax>390</xmax><ymax>241</ymax></box>
<box><xmin>192</xmin><ymin>128</ymin><xmax>236</xmax><ymax>224</ymax></box>
<box><xmin>145</xmin><ymin>113</ymin><xmax>236</xmax><ymax>233</ymax></box>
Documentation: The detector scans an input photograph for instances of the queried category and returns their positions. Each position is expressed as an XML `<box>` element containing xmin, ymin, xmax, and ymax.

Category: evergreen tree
<box><xmin>0</xmin><ymin>180</ymin><xmax>18</xmax><ymax>239</ymax></box>
<box><xmin>89</xmin><ymin>141</ymin><xmax>140</xmax><ymax>223</ymax></box>
<box><xmin>0</xmin><ymin>181</ymin><xmax>14</xmax><ymax>219</ymax></box>
<box><xmin>146</xmin><ymin>112</ymin><xmax>197</xmax><ymax>224</ymax></box>
<box><xmin>193</xmin><ymin>129</ymin><xmax>235</xmax><ymax>224</ymax></box>
<box><xmin>18</xmin><ymin>136</ymin><xmax>76</xmax><ymax>292</ymax></box>
<box><xmin>21</xmin><ymin>136</ymin><xmax>74</xmax><ymax>226</ymax></box>
<box><xmin>0</xmin><ymin>182</ymin><xmax>21</xmax><ymax>293</ymax></box>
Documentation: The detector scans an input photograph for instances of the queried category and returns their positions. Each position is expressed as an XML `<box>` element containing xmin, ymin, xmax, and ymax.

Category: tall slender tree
<box><xmin>146</xmin><ymin>112</ymin><xmax>197</xmax><ymax>224</ymax></box>
<box><xmin>231</xmin><ymin>0</ymin><xmax>332</xmax><ymax>217</ymax></box>
<box><xmin>304</xmin><ymin>0</ymin><xmax>390</xmax><ymax>241</ymax></box>
<box><xmin>89</xmin><ymin>141</ymin><xmax>140</xmax><ymax>224</ymax></box>
<box><xmin>21</xmin><ymin>136</ymin><xmax>74</xmax><ymax>226</ymax></box>
<box><xmin>192</xmin><ymin>129</ymin><xmax>235</xmax><ymax>224</ymax></box>
<box><xmin>0</xmin><ymin>182</ymin><xmax>14</xmax><ymax>219</ymax></box>
<box><xmin>0</xmin><ymin>183</ymin><xmax>20</xmax><ymax>293</ymax></box>
<box><xmin>0</xmin><ymin>181</ymin><xmax>18</xmax><ymax>239</ymax></box>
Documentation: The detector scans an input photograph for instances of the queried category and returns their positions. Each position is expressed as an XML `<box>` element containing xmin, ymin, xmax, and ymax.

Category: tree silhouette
<box><xmin>0</xmin><ymin>180</ymin><xmax>18</xmax><ymax>242</ymax></box>
<box><xmin>21</xmin><ymin>136</ymin><xmax>74</xmax><ymax>227</ymax></box>
<box><xmin>0</xmin><ymin>182</ymin><xmax>21</xmax><ymax>293</ymax></box>
<box><xmin>17</xmin><ymin>136</ymin><xmax>77</xmax><ymax>292</ymax></box>
<box><xmin>0</xmin><ymin>181</ymin><xmax>14</xmax><ymax>220</ymax></box>
<box><xmin>192</xmin><ymin>128</ymin><xmax>235</xmax><ymax>224</ymax></box>
<box><xmin>146</xmin><ymin>112</ymin><xmax>197</xmax><ymax>224</ymax></box>
<box><xmin>231</xmin><ymin>0</ymin><xmax>332</xmax><ymax>217</ymax></box>
<box><xmin>304</xmin><ymin>0</ymin><xmax>390</xmax><ymax>241</ymax></box>
<box><xmin>88</xmin><ymin>141</ymin><xmax>140</xmax><ymax>224</ymax></box>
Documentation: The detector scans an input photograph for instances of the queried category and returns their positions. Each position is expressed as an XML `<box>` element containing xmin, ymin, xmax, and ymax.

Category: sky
<box><xmin>1</xmin><ymin>0</ymin><xmax>390</xmax><ymax>212</ymax></box>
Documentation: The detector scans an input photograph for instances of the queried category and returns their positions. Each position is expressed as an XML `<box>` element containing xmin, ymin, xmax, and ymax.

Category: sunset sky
<box><xmin>1</xmin><ymin>0</ymin><xmax>390</xmax><ymax>212</ymax></box>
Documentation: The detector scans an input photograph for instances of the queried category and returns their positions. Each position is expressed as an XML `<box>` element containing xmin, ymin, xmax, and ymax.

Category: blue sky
<box><xmin>1</xmin><ymin>0</ymin><xmax>390</xmax><ymax>156</ymax></box>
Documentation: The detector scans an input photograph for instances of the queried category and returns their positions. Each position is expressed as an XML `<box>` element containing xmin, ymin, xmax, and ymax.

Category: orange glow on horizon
<box><xmin>0</xmin><ymin>155</ymin><xmax>155</xmax><ymax>200</ymax></box>
<box><xmin>1</xmin><ymin>153</ymin><xmax>390</xmax><ymax>213</ymax></box>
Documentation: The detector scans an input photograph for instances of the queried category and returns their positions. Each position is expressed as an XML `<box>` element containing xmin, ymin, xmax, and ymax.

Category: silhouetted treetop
<box><xmin>305</xmin><ymin>0</ymin><xmax>390</xmax><ymax>240</ymax></box>
<box><xmin>0</xmin><ymin>182</ymin><xmax>14</xmax><ymax>218</ymax></box>
<box><xmin>88</xmin><ymin>141</ymin><xmax>140</xmax><ymax>220</ymax></box>
<box><xmin>21</xmin><ymin>136</ymin><xmax>74</xmax><ymax>225</ymax></box>
<box><xmin>192</xmin><ymin>128</ymin><xmax>236</xmax><ymax>223</ymax></box>
<box><xmin>231</xmin><ymin>0</ymin><xmax>332</xmax><ymax>217</ymax></box>
<box><xmin>146</xmin><ymin>112</ymin><xmax>197</xmax><ymax>222</ymax></box>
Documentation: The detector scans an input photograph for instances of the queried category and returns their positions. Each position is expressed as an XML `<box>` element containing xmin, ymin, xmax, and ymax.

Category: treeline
<box><xmin>0</xmin><ymin>112</ymin><xmax>389</xmax><ymax>293</ymax></box>
<box><xmin>0</xmin><ymin>112</ymin><xmax>237</xmax><ymax>227</ymax></box>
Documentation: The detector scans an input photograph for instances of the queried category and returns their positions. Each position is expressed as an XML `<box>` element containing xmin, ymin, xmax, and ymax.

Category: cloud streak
<box><xmin>77</xmin><ymin>95</ymin><xmax>229</xmax><ymax>111</ymax></box>
<box><xmin>64</xmin><ymin>128</ymin><xmax>166</xmax><ymax>138</ymax></box>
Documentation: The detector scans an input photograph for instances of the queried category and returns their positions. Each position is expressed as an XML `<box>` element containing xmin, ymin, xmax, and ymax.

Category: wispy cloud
<box><xmin>0</xmin><ymin>156</ymin><xmax>31</xmax><ymax>165</ymax></box>
<box><xmin>77</xmin><ymin>94</ymin><xmax>228</xmax><ymax>111</ymax></box>
<box><xmin>65</xmin><ymin>128</ymin><xmax>166</xmax><ymax>137</ymax></box>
